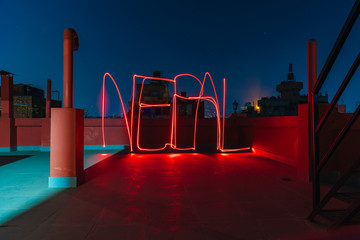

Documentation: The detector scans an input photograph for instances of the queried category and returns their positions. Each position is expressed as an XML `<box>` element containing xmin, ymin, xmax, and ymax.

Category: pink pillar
<box><xmin>46</xmin><ymin>79</ymin><xmax>51</xmax><ymax>118</ymax></box>
<box><xmin>50</xmin><ymin>108</ymin><xmax>84</xmax><ymax>186</ymax></box>
<box><xmin>63</xmin><ymin>28</ymin><xmax>79</xmax><ymax>108</ymax></box>
<box><xmin>49</xmin><ymin>28</ymin><xmax>83</xmax><ymax>188</ymax></box>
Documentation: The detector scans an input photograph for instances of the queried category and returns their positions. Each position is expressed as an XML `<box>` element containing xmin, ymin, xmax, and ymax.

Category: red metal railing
<box><xmin>308</xmin><ymin>0</ymin><xmax>360</xmax><ymax>228</ymax></box>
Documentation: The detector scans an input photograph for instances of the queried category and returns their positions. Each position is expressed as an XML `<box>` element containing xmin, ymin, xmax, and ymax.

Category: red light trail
<box><xmin>101</xmin><ymin>72</ymin><xmax>250</xmax><ymax>153</ymax></box>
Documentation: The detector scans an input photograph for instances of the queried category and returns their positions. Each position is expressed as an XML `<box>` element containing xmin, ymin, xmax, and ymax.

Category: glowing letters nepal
<box><xmin>101</xmin><ymin>72</ymin><xmax>250</xmax><ymax>152</ymax></box>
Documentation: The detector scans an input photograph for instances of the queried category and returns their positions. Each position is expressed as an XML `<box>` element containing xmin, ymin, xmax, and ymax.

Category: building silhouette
<box><xmin>257</xmin><ymin>64</ymin><xmax>328</xmax><ymax>117</ymax></box>
<box><xmin>130</xmin><ymin>71</ymin><xmax>204</xmax><ymax>119</ymax></box>
<box><xmin>0</xmin><ymin>71</ymin><xmax>61</xmax><ymax>118</ymax></box>
<box><xmin>177</xmin><ymin>91</ymin><xmax>204</xmax><ymax>118</ymax></box>
<box><xmin>130</xmin><ymin>71</ymin><xmax>171</xmax><ymax>118</ymax></box>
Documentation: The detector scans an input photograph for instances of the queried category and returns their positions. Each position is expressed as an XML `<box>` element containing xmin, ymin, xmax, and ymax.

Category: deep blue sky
<box><xmin>1</xmin><ymin>0</ymin><xmax>359</xmax><ymax>116</ymax></box>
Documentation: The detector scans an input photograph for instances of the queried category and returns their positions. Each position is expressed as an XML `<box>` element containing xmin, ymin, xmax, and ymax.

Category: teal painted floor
<box><xmin>0</xmin><ymin>150</ymin><xmax>119</xmax><ymax>225</ymax></box>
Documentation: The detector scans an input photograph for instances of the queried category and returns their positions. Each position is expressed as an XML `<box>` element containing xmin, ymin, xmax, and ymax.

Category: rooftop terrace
<box><xmin>0</xmin><ymin>150</ymin><xmax>355</xmax><ymax>240</ymax></box>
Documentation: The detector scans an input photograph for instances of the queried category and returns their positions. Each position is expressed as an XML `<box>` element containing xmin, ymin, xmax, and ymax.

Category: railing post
<box><xmin>308</xmin><ymin>39</ymin><xmax>320</xmax><ymax>209</ymax></box>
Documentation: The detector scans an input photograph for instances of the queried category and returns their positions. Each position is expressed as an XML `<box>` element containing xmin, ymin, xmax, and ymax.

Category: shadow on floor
<box><xmin>0</xmin><ymin>155</ymin><xmax>33</xmax><ymax>167</ymax></box>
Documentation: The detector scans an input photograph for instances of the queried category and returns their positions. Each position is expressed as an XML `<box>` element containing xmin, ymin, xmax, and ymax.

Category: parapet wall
<box><xmin>1</xmin><ymin>103</ymin><xmax>359</xmax><ymax>182</ymax></box>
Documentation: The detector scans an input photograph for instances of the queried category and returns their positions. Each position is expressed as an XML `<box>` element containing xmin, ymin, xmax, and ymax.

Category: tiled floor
<box><xmin>0</xmin><ymin>151</ymin><xmax>332</xmax><ymax>239</ymax></box>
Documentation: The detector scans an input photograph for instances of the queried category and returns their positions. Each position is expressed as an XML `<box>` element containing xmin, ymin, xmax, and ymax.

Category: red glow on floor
<box><xmin>9</xmin><ymin>151</ymin><xmax>322</xmax><ymax>239</ymax></box>
<box><xmin>101</xmin><ymin>72</ymin><xmax>250</xmax><ymax>153</ymax></box>
<box><xmin>99</xmin><ymin>153</ymin><xmax>109</xmax><ymax>157</ymax></box>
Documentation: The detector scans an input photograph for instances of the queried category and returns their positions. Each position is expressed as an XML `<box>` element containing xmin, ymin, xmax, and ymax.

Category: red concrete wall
<box><xmin>297</xmin><ymin>104</ymin><xmax>309</xmax><ymax>179</ymax></box>
<box><xmin>85</xmin><ymin>118</ymin><xmax>129</xmax><ymax>146</ymax></box>
<box><xmin>7</xmin><ymin>118</ymin><xmax>130</xmax><ymax>147</ymax></box>
<box><xmin>3</xmin><ymin>104</ymin><xmax>360</xmax><ymax>181</ymax></box>
<box><xmin>7</xmin><ymin>117</ymin><xmax>265</xmax><ymax>150</ymax></box>
<box><xmin>15</xmin><ymin>118</ymin><xmax>42</xmax><ymax>146</ymax></box>
<box><xmin>238</xmin><ymin>115</ymin><xmax>299</xmax><ymax>165</ymax></box>
<box><xmin>0</xmin><ymin>118</ymin><xmax>15</xmax><ymax>148</ymax></box>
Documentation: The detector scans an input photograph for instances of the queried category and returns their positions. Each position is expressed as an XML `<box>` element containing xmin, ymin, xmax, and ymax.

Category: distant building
<box><xmin>257</xmin><ymin>64</ymin><xmax>328</xmax><ymax>117</ymax></box>
<box><xmin>240</xmin><ymin>102</ymin><xmax>258</xmax><ymax>117</ymax></box>
<box><xmin>130</xmin><ymin>71</ymin><xmax>171</xmax><ymax>118</ymax></box>
<box><xmin>130</xmin><ymin>71</ymin><xmax>204</xmax><ymax>119</ymax></box>
<box><xmin>177</xmin><ymin>91</ymin><xmax>204</xmax><ymax>118</ymax></box>
<box><xmin>0</xmin><ymin>72</ymin><xmax>62</xmax><ymax>118</ymax></box>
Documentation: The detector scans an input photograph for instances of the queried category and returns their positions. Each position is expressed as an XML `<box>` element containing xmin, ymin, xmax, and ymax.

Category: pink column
<box><xmin>63</xmin><ymin>28</ymin><xmax>79</xmax><ymax>108</ymax></box>
<box><xmin>49</xmin><ymin>28</ymin><xmax>83</xmax><ymax>188</ymax></box>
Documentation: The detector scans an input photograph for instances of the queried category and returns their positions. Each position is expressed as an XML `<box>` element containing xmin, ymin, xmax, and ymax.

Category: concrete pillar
<box><xmin>63</xmin><ymin>28</ymin><xmax>78</xmax><ymax>108</ymax></box>
<box><xmin>46</xmin><ymin>79</ymin><xmax>51</xmax><ymax>118</ymax></box>
<box><xmin>49</xmin><ymin>28</ymin><xmax>83</xmax><ymax>188</ymax></box>
<box><xmin>49</xmin><ymin>108</ymin><xmax>84</xmax><ymax>187</ymax></box>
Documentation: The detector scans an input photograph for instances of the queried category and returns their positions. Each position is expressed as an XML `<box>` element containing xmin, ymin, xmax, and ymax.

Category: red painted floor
<box><xmin>2</xmin><ymin>152</ymin><xmax>326</xmax><ymax>239</ymax></box>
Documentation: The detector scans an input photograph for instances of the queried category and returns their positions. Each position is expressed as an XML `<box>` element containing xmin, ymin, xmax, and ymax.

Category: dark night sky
<box><xmin>1</xmin><ymin>0</ymin><xmax>360</xmax><ymax>116</ymax></box>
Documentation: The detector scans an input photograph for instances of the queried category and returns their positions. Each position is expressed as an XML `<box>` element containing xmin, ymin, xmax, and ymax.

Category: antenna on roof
<box><xmin>287</xmin><ymin>64</ymin><xmax>294</xmax><ymax>81</ymax></box>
